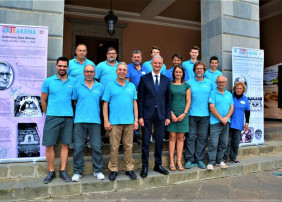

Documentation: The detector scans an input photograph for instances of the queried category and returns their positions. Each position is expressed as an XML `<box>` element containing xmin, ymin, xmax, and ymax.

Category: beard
<box><xmin>133</xmin><ymin>61</ymin><xmax>141</xmax><ymax>66</ymax></box>
<box><xmin>58</xmin><ymin>70</ymin><xmax>66</xmax><ymax>76</ymax></box>
<box><xmin>108</xmin><ymin>58</ymin><xmax>115</xmax><ymax>63</ymax></box>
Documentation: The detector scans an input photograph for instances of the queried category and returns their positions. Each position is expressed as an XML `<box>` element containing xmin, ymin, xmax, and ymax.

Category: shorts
<box><xmin>42</xmin><ymin>115</ymin><xmax>73</xmax><ymax>146</ymax></box>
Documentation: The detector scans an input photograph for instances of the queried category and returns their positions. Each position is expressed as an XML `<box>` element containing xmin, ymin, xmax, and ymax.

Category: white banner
<box><xmin>232</xmin><ymin>47</ymin><xmax>264</xmax><ymax>146</ymax></box>
<box><xmin>0</xmin><ymin>24</ymin><xmax>48</xmax><ymax>163</ymax></box>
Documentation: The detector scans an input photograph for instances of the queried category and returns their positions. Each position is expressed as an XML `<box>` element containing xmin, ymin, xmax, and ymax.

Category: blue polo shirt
<box><xmin>204</xmin><ymin>69</ymin><xmax>223</xmax><ymax>89</ymax></box>
<box><xmin>182</xmin><ymin>59</ymin><xmax>196</xmax><ymax>81</ymax></box>
<box><xmin>164</xmin><ymin>67</ymin><xmax>173</xmax><ymax>82</ymax></box>
<box><xmin>143</xmin><ymin>59</ymin><xmax>166</xmax><ymax>75</ymax></box>
<box><xmin>41</xmin><ymin>74</ymin><xmax>76</xmax><ymax>116</ymax></box>
<box><xmin>230</xmin><ymin>93</ymin><xmax>250</xmax><ymax>130</ymax></box>
<box><xmin>102</xmin><ymin>80</ymin><xmax>137</xmax><ymax>125</ymax></box>
<box><xmin>126</xmin><ymin>63</ymin><xmax>150</xmax><ymax>89</ymax></box>
<box><xmin>209</xmin><ymin>89</ymin><xmax>234</xmax><ymax>125</ymax></box>
<box><xmin>95</xmin><ymin>60</ymin><xmax>119</xmax><ymax>87</ymax></box>
<box><xmin>72</xmin><ymin>81</ymin><xmax>104</xmax><ymax>124</ymax></box>
<box><xmin>187</xmin><ymin>77</ymin><xmax>213</xmax><ymax>116</ymax></box>
<box><xmin>68</xmin><ymin>57</ymin><xmax>95</xmax><ymax>82</ymax></box>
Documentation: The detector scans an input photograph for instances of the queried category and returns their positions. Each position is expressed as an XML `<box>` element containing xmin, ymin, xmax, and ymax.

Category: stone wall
<box><xmin>201</xmin><ymin>0</ymin><xmax>260</xmax><ymax>90</ymax></box>
<box><xmin>0</xmin><ymin>0</ymin><xmax>65</xmax><ymax>77</ymax></box>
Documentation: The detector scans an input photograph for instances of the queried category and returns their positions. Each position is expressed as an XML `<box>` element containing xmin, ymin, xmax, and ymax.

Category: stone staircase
<box><xmin>0</xmin><ymin>120</ymin><xmax>282</xmax><ymax>200</ymax></box>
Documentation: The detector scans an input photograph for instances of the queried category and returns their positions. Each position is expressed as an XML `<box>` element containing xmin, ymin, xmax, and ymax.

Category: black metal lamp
<box><xmin>104</xmin><ymin>0</ymin><xmax>118</xmax><ymax>36</ymax></box>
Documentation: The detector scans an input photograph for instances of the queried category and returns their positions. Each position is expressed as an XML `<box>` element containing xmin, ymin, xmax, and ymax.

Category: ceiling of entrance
<box><xmin>65</xmin><ymin>0</ymin><xmax>281</xmax><ymax>30</ymax></box>
<box><xmin>65</xmin><ymin>0</ymin><xmax>201</xmax><ymax>30</ymax></box>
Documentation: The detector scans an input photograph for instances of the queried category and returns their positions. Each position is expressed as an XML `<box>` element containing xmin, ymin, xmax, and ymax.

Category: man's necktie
<box><xmin>155</xmin><ymin>75</ymin><xmax>159</xmax><ymax>92</ymax></box>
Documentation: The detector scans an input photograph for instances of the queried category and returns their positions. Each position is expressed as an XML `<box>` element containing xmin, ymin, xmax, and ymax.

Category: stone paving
<box><xmin>50</xmin><ymin>169</ymin><xmax>282</xmax><ymax>201</ymax></box>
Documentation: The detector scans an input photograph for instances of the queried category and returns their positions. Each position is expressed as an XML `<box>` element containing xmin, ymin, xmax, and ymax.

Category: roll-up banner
<box><xmin>232</xmin><ymin>47</ymin><xmax>264</xmax><ymax>146</ymax></box>
<box><xmin>0</xmin><ymin>24</ymin><xmax>48</xmax><ymax>163</ymax></box>
<box><xmin>263</xmin><ymin>63</ymin><xmax>282</xmax><ymax>119</ymax></box>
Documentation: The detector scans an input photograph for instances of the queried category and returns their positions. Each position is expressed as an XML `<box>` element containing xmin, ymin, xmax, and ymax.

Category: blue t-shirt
<box><xmin>126</xmin><ymin>63</ymin><xmax>150</xmax><ymax>89</ymax></box>
<box><xmin>102</xmin><ymin>80</ymin><xmax>137</xmax><ymax>125</ymax></box>
<box><xmin>143</xmin><ymin>59</ymin><xmax>166</xmax><ymax>75</ymax></box>
<box><xmin>204</xmin><ymin>69</ymin><xmax>223</xmax><ymax>89</ymax></box>
<box><xmin>41</xmin><ymin>74</ymin><xmax>76</xmax><ymax>116</ymax></box>
<box><xmin>95</xmin><ymin>60</ymin><xmax>119</xmax><ymax>87</ymax></box>
<box><xmin>182</xmin><ymin>59</ymin><xmax>196</xmax><ymax>81</ymax></box>
<box><xmin>164</xmin><ymin>67</ymin><xmax>173</xmax><ymax>82</ymax></box>
<box><xmin>187</xmin><ymin>77</ymin><xmax>213</xmax><ymax>116</ymax></box>
<box><xmin>72</xmin><ymin>81</ymin><xmax>104</xmax><ymax>124</ymax></box>
<box><xmin>209</xmin><ymin>89</ymin><xmax>234</xmax><ymax>125</ymax></box>
<box><xmin>230</xmin><ymin>93</ymin><xmax>250</xmax><ymax>130</ymax></box>
<box><xmin>67</xmin><ymin>57</ymin><xmax>95</xmax><ymax>83</ymax></box>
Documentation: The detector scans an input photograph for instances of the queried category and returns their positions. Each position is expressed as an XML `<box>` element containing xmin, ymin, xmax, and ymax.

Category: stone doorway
<box><xmin>76</xmin><ymin>35</ymin><xmax>119</xmax><ymax>65</ymax></box>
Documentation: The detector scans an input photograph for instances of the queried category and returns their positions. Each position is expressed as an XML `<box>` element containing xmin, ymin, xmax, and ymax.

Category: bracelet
<box><xmin>184</xmin><ymin>112</ymin><xmax>187</xmax><ymax>115</ymax></box>
<box><xmin>135</xmin><ymin>119</ymin><xmax>138</xmax><ymax>122</ymax></box>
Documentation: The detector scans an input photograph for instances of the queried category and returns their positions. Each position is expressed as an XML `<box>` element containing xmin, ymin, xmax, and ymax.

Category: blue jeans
<box><xmin>73</xmin><ymin>123</ymin><xmax>103</xmax><ymax>174</ymax></box>
<box><xmin>224</xmin><ymin>128</ymin><xmax>241</xmax><ymax>161</ymax></box>
<box><xmin>184</xmin><ymin>116</ymin><xmax>209</xmax><ymax>163</ymax></box>
<box><xmin>208</xmin><ymin>122</ymin><xmax>229</xmax><ymax>165</ymax></box>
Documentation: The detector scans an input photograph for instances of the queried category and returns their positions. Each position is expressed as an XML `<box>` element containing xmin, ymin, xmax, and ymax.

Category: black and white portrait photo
<box><xmin>0</xmin><ymin>61</ymin><xmax>14</xmax><ymax>90</ymax></box>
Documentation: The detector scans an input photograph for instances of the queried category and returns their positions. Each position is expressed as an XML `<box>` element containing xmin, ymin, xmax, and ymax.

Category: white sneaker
<box><xmin>219</xmin><ymin>161</ymin><xmax>228</xmax><ymax>169</ymax></box>
<box><xmin>207</xmin><ymin>164</ymin><xmax>214</xmax><ymax>171</ymax></box>
<box><xmin>72</xmin><ymin>173</ymin><xmax>82</xmax><ymax>182</ymax></box>
<box><xmin>94</xmin><ymin>172</ymin><xmax>105</xmax><ymax>180</ymax></box>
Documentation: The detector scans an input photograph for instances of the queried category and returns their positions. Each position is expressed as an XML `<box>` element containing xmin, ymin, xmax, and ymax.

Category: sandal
<box><xmin>176</xmin><ymin>164</ymin><xmax>184</xmax><ymax>171</ymax></box>
<box><xmin>169</xmin><ymin>165</ymin><xmax>176</xmax><ymax>171</ymax></box>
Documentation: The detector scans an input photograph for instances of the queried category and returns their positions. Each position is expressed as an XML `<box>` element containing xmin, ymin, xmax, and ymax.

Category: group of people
<box><xmin>41</xmin><ymin>44</ymin><xmax>250</xmax><ymax>184</ymax></box>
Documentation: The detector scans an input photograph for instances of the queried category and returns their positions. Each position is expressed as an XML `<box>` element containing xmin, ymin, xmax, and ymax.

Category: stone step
<box><xmin>56</xmin><ymin>140</ymin><xmax>169</xmax><ymax>157</ymax></box>
<box><xmin>1</xmin><ymin>140</ymin><xmax>282</xmax><ymax>180</ymax></box>
<box><xmin>264</xmin><ymin>120</ymin><xmax>282</xmax><ymax>140</ymax></box>
<box><xmin>1</xmin><ymin>153</ymin><xmax>282</xmax><ymax>201</ymax></box>
<box><xmin>55</xmin><ymin>120</ymin><xmax>282</xmax><ymax>157</ymax></box>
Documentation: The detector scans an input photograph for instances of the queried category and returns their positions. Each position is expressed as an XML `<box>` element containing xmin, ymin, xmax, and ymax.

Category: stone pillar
<box><xmin>0</xmin><ymin>0</ymin><xmax>65</xmax><ymax>77</ymax></box>
<box><xmin>201</xmin><ymin>0</ymin><xmax>260</xmax><ymax>90</ymax></box>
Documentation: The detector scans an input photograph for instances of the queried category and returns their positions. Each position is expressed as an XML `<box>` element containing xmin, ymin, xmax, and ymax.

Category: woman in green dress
<box><xmin>166</xmin><ymin>65</ymin><xmax>191</xmax><ymax>171</ymax></box>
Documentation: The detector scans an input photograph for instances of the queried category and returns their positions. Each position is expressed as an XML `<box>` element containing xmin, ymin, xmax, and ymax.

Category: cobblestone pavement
<box><xmin>48</xmin><ymin>169</ymin><xmax>282</xmax><ymax>201</ymax></box>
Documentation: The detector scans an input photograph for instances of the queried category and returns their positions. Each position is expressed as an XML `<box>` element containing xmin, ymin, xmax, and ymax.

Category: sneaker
<box><xmin>72</xmin><ymin>173</ymin><xmax>82</xmax><ymax>182</ymax></box>
<box><xmin>184</xmin><ymin>161</ymin><xmax>193</xmax><ymax>169</ymax></box>
<box><xmin>219</xmin><ymin>161</ymin><xmax>228</xmax><ymax>169</ymax></box>
<box><xmin>231</xmin><ymin>159</ymin><xmax>240</xmax><ymax>164</ymax></box>
<box><xmin>94</xmin><ymin>172</ymin><xmax>105</xmax><ymax>180</ymax></box>
<box><xmin>198</xmin><ymin>161</ymin><xmax>206</xmax><ymax>169</ymax></box>
<box><xmin>207</xmin><ymin>164</ymin><xmax>214</xmax><ymax>171</ymax></box>
<box><xmin>43</xmin><ymin>171</ymin><xmax>56</xmax><ymax>184</ymax></box>
<box><xmin>59</xmin><ymin>170</ymin><xmax>71</xmax><ymax>182</ymax></box>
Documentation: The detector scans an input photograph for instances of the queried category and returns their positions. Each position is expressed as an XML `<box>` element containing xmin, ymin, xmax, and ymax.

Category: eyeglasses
<box><xmin>195</xmin><ymin>68</ymin><xmax>204</xmax><ymax>70</ymax></box>
<box><xmin>107</xmin><ymin>52</ymin><xmax>117</xmax><ymax>55</ymax></box>
<box><xmin>0</xmin><ymin>73</ymin><xmax>12</xmax><ymax>78</ymax></box>
<box><xmin>217</xmin><ymin>81</ymin><xmax>226</xmax><ymax>84</ymax></box>
<box><xmin>84</xmin><ymin>71</ymin><xmax>95</xmax><ymax>74</ymax></box>
<box><xmin>57</xmin><ymin>65</ymin><xmax>68</xmax><ymax>68</ymax></box>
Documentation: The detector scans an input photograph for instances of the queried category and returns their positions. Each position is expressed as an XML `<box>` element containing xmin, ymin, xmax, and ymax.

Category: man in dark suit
<box><xmin>138</xmin><ymin>55</ymin><xmax>171</xmax><ymax>178</ymax></box>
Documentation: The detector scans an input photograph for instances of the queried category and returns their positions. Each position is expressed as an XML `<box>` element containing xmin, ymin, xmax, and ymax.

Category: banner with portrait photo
<box><xmin>263</xmin><ymin>63</ymin><xmax>282</xmax><ymax>119</ymax></box>
<box><xmin>232</xmin><ymin>47</ymin><xmax>264</xmax><ymax>146</ymax></box>
<box><xmin>0</xmin><ymin>24</ymin><xmax>48</xmax><ymax>163</ymax></box>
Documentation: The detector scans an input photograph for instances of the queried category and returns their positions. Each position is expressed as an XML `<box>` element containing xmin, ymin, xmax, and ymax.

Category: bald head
<box><xmin>0</xmin><ymin>63</ymin><xmax>11</xmax><ymax>90</ymax></box>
